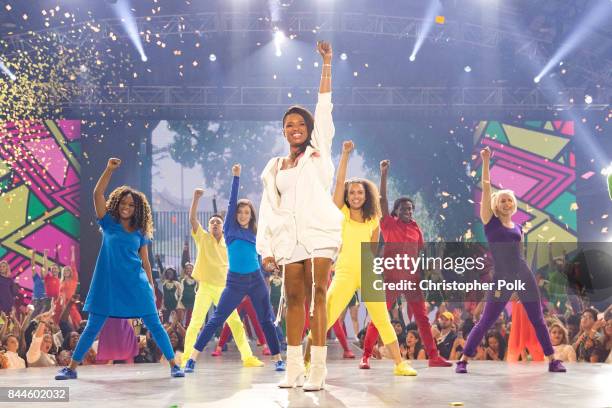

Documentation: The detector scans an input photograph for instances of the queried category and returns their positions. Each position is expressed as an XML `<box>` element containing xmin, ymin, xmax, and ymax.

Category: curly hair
<box><xmin>236</xmin><ymin>199</ymin><xmax>257</xmax><ymax>234</ymax></box>
<box><xmin>105</xmin><ymin>186</ymin><xmax>154</xmax><ymax>239</ymax></box>
<box><xmin>344</xmin><ymin>178</ymin><xmax>382</xmax><ymax>221</ymax></box>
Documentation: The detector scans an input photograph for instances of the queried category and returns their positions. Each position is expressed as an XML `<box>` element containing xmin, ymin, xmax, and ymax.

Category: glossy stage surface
<box><xmin>1</xmin><ymin>343</ymin><xmax>610</xmax><ymax>408</ymax></box>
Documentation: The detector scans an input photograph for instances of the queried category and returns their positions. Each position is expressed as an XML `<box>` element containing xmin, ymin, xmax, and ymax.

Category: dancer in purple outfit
<box><xmin>96</xmin><ymin>318</ymin><xmax>139</xmax><ymax>364</ymax></box>
<box><xmin>455</xmin><ymin>147</ymin><xmax>566</xmax><ymax>374</ymax></box>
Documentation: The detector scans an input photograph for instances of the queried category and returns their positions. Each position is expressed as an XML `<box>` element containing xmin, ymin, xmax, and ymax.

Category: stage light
<box><xmin>409</xmin><ymin>0</ymin><xmax>443</xmax><ymax>63</ymax></box>
<box><xmin>209</xmin><ymin>54</ymin><xmax>217</xmax><ymax>62</ymax></box>
<box><xmin>340</xmin><ymin>53</ymin><xmax>348</xmax><ymax>61</ymax></box>
<box><xmin>464</xmin><ymin>65</ymin><xmax>472</xmax><ymax>73</ymax></box>
<box><xmin>585</xmin><ymin>94</ymin><xmax>593</xmax><ymax>104</ymax></box>
<box><xmin>110</xmin><ymin>0</ymin><xmax>148</xmax><ymax>64</ymax></box>
<box><xmin>534</xmin><ymin>0</ymin><xmax>611</xmax><ymax>87</ymax></box>
<box><xmin>274</xmin><ymin>29</ymin><xmax>286</xmax><ymax>58</ymax></box>
<box><xmin>534</xmin><ymin>76</ymin><xmax>541</xmax><ymax>84</ymax></box>
<box><xmin>274</xmin><ymin>30</ymin><xmax>286</xmax><ymax>45</ymax></box>
<box><xmin>0</xmin><ymin>59</ymin><xmax>16</xmax><ymax>81</ymax></box>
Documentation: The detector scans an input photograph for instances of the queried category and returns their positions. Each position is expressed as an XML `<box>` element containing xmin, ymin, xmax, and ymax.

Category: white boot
<box><xmin>278</xmin><ymin>345</ymin><xmax>305</xmax><ymax>388</ymax></box>
<box><xmin>303</xmin><ymin>345</ymin><xmax>327</xmax><ymax>391</ymax></box>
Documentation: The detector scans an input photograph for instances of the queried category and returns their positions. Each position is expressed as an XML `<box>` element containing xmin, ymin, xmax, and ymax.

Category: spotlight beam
<box><xmin>110</xmin><ymin>0</ymin><xmax>147</xmax><ymax>62</ymax></box>
<box><xmin>409</xmin><ymin>0</ymin><xmax>443</xmax><ymax>61</ymax></box>
<box><xmin>534</xmin><ymin>0</ymin><xmax>612</xmax><ymax>83</ymax></box>
<box><xmin>0</xmin><ymin>59</ymin><xmax>16</xmax><ymax>81</ymax></box>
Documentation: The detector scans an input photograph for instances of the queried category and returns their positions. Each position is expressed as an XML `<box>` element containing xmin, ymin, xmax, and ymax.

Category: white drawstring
<box><xmin>309</xmin><ymin>256</ymin><xmax>315</xmax><ymax>317</ymax></box>
<box><xmin>275</xmin><ymin>264</ymin><xmax>286</xmax><ymax>325</ymax></box>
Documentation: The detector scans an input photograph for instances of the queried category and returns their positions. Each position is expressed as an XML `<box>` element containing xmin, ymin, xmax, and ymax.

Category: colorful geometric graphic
<box><xmin>472</xmin><ymin>120</ymin><xmax>577</xmax><ymax>269</ymax></box>
<box><xmin>0</xmin><ymin>120</ymin><xmax>80</xmax><ymax>301</ymax></box>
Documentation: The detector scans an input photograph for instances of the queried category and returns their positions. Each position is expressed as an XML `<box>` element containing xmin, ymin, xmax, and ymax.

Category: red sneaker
<box><xmin>343</xmin><ymin>350</ymin><xmax>356</xmax><ymax>359</ymax></box>
<box><xmin>211</xmin><ymin>346</ymin><xmax>222</xmax><ymax>357</ymax></box>
<box><xmin>359</xmin><ymin>354</ymin><xmax>371</xmax><ymax>369</ymax></box>
<box><xmin>428</xmin><ymin>355</ymin><xmax>452</xmax><ymax>367</ymax></box>
<box><xmin>262</xmin><ymin>345</ymin><xmax>271</xmax><ymax>356</ymax></box>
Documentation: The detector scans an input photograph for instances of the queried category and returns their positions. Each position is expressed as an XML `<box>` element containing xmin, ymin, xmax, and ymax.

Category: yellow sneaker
<box><xmin>243</xmin><ymin>356</ymin><xmax>264</xmax><ymax>367</ymax></box>
<box><xmin>394</xmin><ymin>361</ymin><xmax>417</xmax><ymax>376</ymax></box>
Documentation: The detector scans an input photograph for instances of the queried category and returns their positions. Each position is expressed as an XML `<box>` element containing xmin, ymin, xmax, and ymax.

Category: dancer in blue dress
<box><xmin>55</xmin><ymin>158</ymin><xmax>184</xmax><ymax>379</ymax></box>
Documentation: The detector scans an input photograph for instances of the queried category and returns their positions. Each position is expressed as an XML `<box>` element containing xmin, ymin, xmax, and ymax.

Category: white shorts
<box><xmin>277</xmin><ymin>243</ymin><xmax>337</xmax><ymax>265</ymax></box>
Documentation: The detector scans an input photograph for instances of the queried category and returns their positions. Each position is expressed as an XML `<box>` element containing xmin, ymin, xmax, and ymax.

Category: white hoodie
<box><xmin>256</xmin><ymin>92</ymin><xmax>343</xmax><ymax>262</ymax></box>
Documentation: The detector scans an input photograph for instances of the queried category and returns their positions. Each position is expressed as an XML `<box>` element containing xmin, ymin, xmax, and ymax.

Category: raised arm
<box><xmin>479</xmin><ymin>147</ymin><xmax>493</xmax><ymax>224</ymax></box>
<box><xmin>224</xmin><ymin>164</ymin><xmax>241</xmax><ymax>233</ymax></box>
<box><xmin>380</xmin><ymin>160</ymin><xmax>390</xmax><ymax>218</ymax></box>
<box><xmin>70</xmin><ymin>245</ymin><xmax>78</xmax><ymax>281</ymax></box>
<box><xmin>317</xmin><ymin>41</ymin><xmax>332</xmax><ymax>94</ymax></box>
<box><xmin>333</xmin><ymin>140</ymin><xmax>354</xmax><ymax>208</ymax></box>
<box><xmin>311</xmin><ymin>42</ymin><xmax>335</xmax><ymax>157</ymax></box>
<box><xmin>30</xmin><ymin>249</ymin><xmax>37</xmax><ymax>278</ymax></box>
<box><xmin>189</xmin><ymin>188</ymin><xmax>204</xmax><ymax>234</ymax></box>
<box><xmin>41</xmin><ymin>249</ymin><xmax>48</xmax><ymax>278</ymax></box>
<box><xmin>94</xmin><ymin>158</ymin><xmax>121</xmax><ymax>219</ymax></box>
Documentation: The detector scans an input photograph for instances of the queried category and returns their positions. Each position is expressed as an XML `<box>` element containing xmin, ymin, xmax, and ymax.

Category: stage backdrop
<box><xmin>0</xmin><ymin>120</ymin><xmax>81</xmax><ymax>303</ymax></box>
<box><xmin>471</xmin><ymin>120</ymin><xmax>577</xmax><ymax>270</ymax></box>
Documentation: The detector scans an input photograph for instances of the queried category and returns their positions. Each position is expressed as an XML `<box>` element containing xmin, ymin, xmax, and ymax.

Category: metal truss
<box><xmin>4</xmin><ymin>12</ymin><xmax>611</xmax><ymax>109</ymax></box>
<box><xmin>54</xmin><ymin>85</ymin><xmax>610</xmax><ymax>111</ymax></box>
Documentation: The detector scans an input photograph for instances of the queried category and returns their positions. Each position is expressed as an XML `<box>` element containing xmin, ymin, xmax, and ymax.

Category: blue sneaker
<box><xmin>55</xmin><ymin>367</ymin><xmax>77</xmax><ymax>380</ymax></box>
<box><xmin>171</xmin><ymin>365</ymin><xmax>185</xmax><ymax>378</ymax></box>
<box><xmin>184</xmin><ymin>359</ymin><xmax>196</xmax><ymax>373</ymax></box>
<box><xmin>274</xmin><ymin>360</ymin><xmax>286</xmax><ymax>372</ymax></box>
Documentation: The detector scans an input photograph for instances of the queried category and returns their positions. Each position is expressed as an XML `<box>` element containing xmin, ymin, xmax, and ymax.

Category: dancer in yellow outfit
<box><xmin>306</xmin><ymin>140</ymin><xmax>417</xmax><ymax>376</ymax></box>
<box><xmin>182</xmin><ymin>188</ymin><xmax>263</xmax><ymax>368</ymax></box>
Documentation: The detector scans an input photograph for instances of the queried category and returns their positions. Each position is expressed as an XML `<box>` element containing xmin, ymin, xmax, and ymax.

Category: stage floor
<box><xmin>1</xmin><ymin>344</ymin><xmax>610</xmax><ymax>408</ymax></box>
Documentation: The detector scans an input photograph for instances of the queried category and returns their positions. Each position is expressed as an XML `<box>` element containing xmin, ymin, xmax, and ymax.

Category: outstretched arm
<box><xmin>30</xmin><ymin>249</ymin><xmax>37</xmax><ymax>278</ymax></box>
<box><xmin>317</xmin><ymin>41</ymin><xmax>332</xmax><ymax>94</ymax></box>
<box><xmin>70</xmin><ymin>245</ymin><xmax>78</xmax><ymax>281</ymax></box>
<box><xmin>380</xmin><ymin>160</ymin><xmax>390</xmax><ymax>218</ymax></box>
<box><xmin>41</xmin><ymin>249</ymin><xmax>48</xmax><ymax>278</ymax></box>
<box><xmin>94</xmin><ymin>158</ymin><xmax>121</xmax><ymax>219</ymax></box>
<box><xmin>224</xmin><ymin>164</ymin><xmax>241</xmax><ymax>234</ymax></box>
<box><xmin>479</xmin><ymin>147</ymin><xmax>493</xmax><ymax>224</ymax></box>
<box><xmin>189</xmin><ymin>189</ymin><xmax>204</xmax><ymax>234</ymax></box>
<box><xmin>333</xmin><ymin>140</ymin><xmax>354</xmax><ymax>208</ymax></box>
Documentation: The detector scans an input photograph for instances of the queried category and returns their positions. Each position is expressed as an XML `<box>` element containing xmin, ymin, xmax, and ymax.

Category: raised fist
<box><xmin>107</xmin><ymin>158</ymin><xmax>121</xmax><ymax>170</ymax></box>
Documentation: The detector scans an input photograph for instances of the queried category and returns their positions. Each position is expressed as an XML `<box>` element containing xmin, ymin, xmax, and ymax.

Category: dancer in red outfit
<box><xmin>53</xmin><ymin>245</ymin><xmax>82</xmax><ymax>327</ymax></box>
<box><xmin>212</xmin><ymin>296</ymin><xmax>268</xmax><ymax>356</ymax></box>
<box><xmin>360</xmin><ymin>160</ymin><xmax>451</xmax><ymax>369</ymax></box>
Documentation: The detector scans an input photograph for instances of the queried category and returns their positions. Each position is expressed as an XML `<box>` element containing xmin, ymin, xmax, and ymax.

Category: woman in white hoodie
<box><xmin>258</xmin><ymin>41</ymin><xmax>343</xmax><ymax>391</ymax></box>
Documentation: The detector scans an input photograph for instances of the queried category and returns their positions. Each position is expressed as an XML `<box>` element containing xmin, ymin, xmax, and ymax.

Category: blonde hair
<box><xmin>549</xmin><ymin>320</ymin><xmax>569</xmax><ymax>345</ymax></box>
<box><xmin>490</xmin><ymin>189</ymin><xmax>517</xmax><ymax>217</ymax></box>
<box><xmin>60</xmin><ymin>265</ymin><xmax>73</xmax><ymax>282</ymax></box>
<box><xmin>0</xmin><ymin>260</ymin><xmax>10</xmax><ymax>276</ymax></box>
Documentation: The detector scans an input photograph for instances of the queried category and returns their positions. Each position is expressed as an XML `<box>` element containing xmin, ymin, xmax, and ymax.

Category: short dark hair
<box><xmin>208</xmin><ymin>213</ymin><xmax>224</xmax><ymax>223</ymax></box>
<box><xmin>582</xmin><ymin>308</ymin><xmax>599</xmax><ymax>321</ymax></box>
<box><xmin>391</xmin><ymin>197</ymin><xmax>415</xmax><ymax>217</ymax></box>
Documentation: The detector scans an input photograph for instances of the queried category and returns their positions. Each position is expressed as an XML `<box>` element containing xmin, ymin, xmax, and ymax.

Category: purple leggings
<box><xmin>463</xmin><ymin>259</ymin><xmax>554</xmax><ymax>357</ymax></box>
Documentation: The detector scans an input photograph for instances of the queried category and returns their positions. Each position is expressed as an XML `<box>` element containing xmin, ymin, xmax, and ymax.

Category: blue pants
<box><xmin>194</xmin><ymin>271</ymin><xmax>280</xmax><ymax>355</ymax></box>
<box><xmin>72</xmin><ymin>313</ymin><xmax>175</xmax><ymax>363</ymax></box>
